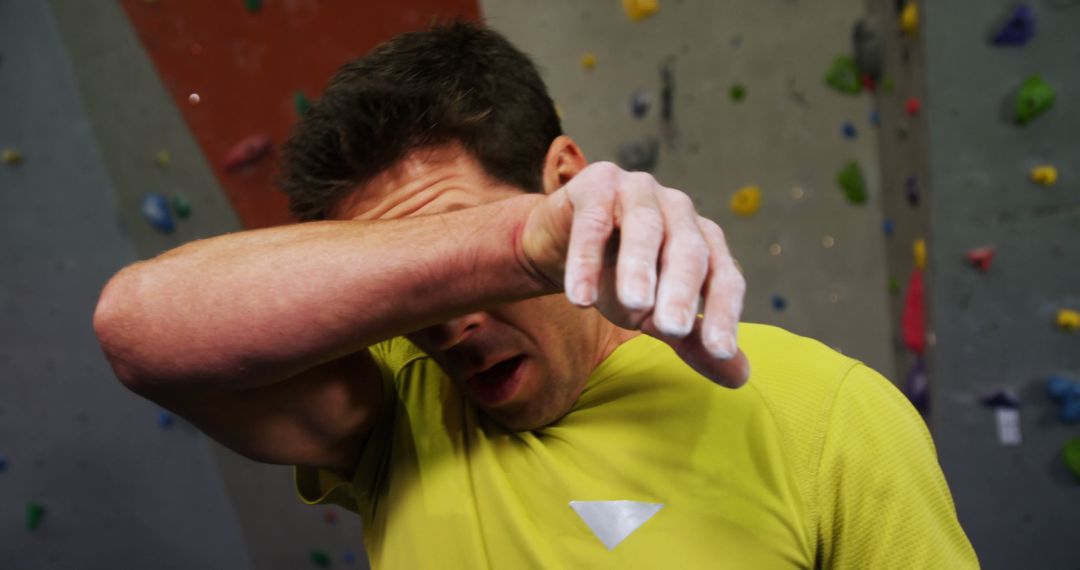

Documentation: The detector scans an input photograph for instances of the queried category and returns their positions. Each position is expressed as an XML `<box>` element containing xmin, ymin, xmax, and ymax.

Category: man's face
<box><xmin>330</xmin><ymin>145</ymin><xmax>629</xmax><ymax>430</ymax></box>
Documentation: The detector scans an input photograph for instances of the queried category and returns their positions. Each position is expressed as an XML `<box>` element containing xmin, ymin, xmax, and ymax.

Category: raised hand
<box><xmin>520</xmin><ymin>162</ymin><xmax>749</xmax><ymax>388</ymax></box>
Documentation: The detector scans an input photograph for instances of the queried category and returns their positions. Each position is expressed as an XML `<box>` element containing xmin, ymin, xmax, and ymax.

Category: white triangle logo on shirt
<box><xmin>569</xmin><ymin>500</ymin><xmax>664</xmax><ymax>551</ymax></box>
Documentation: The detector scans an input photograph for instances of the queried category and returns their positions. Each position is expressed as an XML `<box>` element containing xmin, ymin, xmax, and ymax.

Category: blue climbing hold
<box><xmin>141</xmin><ymin>192</ymin><xmax>175</xmax><ymax>233</ymax></box>
<box><xmin>343</xmin><ymin>551</ymin><xmax>357</xmax><ymax>564</ymax></box>
<box><xmin>841</xmin><ymin>121</ymin><xmax>857</xmax><ymax>139</ymax></box>
<box><xmin>1048</xmin><ymin>375</ymin><xmax>1080</xmax><ymax>423</ymax></box>
<box><xmin>628</xmin><ymin>89</ymin><xmax>651</xmax><ymax>119</ymax></box>
<box><xmin>0</xmin><ymin>454</ymin><xmax>7</xmax><ymax>473</ymax></box>
<box><xmin>991</xmin><ymin>4</ymin><xmax>1036</xmax><ymax>46</ymax></box>
<box><xmin>771</xmin><ymin>295</ymin><xmax>787</xmax><ymax>311</ymax></box>
<box><xmin>869</xmin><ymin>109</ymin><xmax>880</xmax><ymax>126</ymax></box>
<box><xmin>883</xmin><ymin>218</ymin><xmax>895</xmax><ymax>237</ymax></box>
<box><xmin>158</xmin><ymin>411</ymin><xmax>175</xmax><ymax>429</ymax></box>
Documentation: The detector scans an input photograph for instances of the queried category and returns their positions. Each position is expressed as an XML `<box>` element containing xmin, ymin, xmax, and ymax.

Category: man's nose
<box><xmin>427</xmin><ymin>312</ymin><xmax>488</xmax><ymax>350</ymax></box>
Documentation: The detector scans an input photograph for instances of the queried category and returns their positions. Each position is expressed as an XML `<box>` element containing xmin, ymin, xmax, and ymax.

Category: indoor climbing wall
<box><xmin>480</xmin><ymin>0</ymin><xmax>897</xmax><ymax>376</ymax></box>
<box><xmin>917</xmin><ymin>1</ymin><xmax>1080</xmax><ymax>567</ymax></box>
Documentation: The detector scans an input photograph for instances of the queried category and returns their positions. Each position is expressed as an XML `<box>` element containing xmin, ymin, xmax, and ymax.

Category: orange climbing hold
<box><xmin>623</xmin><ymin>0</ymin><xmax>659</xmax><ymax>22</ymax></box>
<box><xmin>730</xmin><ymin>185</ymin><xmax>762</xmax><ymax>217</ymax></box>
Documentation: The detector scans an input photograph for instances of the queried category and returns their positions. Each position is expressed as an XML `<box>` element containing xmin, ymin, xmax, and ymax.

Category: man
<box><xmin>94</xmin><ymin>22</ymin><xmax>977</xmax><ymax>568</ymax></box>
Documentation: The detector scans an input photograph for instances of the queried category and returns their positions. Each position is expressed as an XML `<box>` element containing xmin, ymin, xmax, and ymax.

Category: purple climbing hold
<box><xmin>141</xmin><ymin>192</ymin><xmax>175</xmax><ymax>233</ymax></box>
<box><xmin>982</xmin><ymin>389</ymin><xmax>1020</xmax><ymax>409</ymax></box>
<box><xmin>905</xmin><ymin>175</ymin><xmax>919</xmax><ymax>207</ymax></box>
<box><xmin>904</xmin><ymin>358</ymin><xmax>929</xmax><ymax>415</ymax></box>
<box><xmin>991</xmin><ymin>4</ymin><xmax>1036</xmax><ymax>46</ymax></box>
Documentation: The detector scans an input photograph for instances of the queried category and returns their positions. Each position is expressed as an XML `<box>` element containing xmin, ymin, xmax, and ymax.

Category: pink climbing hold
<box><xmin>224</xmin><ymin>134</ymin><xmax>272</xmax><ymax>172</ymax></box>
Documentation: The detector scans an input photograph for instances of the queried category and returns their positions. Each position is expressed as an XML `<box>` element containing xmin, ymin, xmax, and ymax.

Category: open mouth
<box><xmin>465</xmin><ymin>355</ymin><xmax>526</xmax><ymax>406</ymax></box>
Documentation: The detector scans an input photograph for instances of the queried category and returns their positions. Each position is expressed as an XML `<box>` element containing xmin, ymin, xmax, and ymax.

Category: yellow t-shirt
<box><xmin>296</xmin><ymin>323</ymin><xmax>977</xmax><ymax>569</ymax></box>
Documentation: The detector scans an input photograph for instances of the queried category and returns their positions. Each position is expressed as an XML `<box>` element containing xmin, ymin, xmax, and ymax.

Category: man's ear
<box><xmin>541</xmin><ymin>135</ymin><xmax>587</xmax><ymax>194</ymax></box>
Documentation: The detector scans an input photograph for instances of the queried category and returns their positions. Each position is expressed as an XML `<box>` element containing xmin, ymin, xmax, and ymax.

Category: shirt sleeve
<box><xmin>815</xmin><ymin>363</ymin><xmax>979</xmax><ymax>569</ymax></box>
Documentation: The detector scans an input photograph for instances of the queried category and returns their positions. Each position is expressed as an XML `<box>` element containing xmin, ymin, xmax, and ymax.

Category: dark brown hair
<box><xmin>278</xmin><ymin>21</ymin><xmax>563</xmax><ymax>220</ymax></box>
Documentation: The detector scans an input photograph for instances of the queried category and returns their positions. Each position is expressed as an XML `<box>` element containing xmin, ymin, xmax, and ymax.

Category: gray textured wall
<box><xmin>923</xmin><ymin>1</ymin><xmax>1080</xmax><ymax>568</ymax></box>
<box><xmin>0</xmin><ymin>1</ymin><xmax>250</xmax><ymax>568</ymax></box>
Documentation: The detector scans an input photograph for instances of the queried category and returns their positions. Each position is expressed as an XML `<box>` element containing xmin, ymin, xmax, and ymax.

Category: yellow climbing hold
<box><xmin>1</xmin><ymin>148</ymin><xmax>23</xmax><ymax>165</ymax></box>
<box><xmin>1057</xmin><ymin>309</ymin><xmax>1080</xmax><ymax>331</ymax></box>
<box><xmin>730</xmin><ymin>185</ymin><xmax>762</xmax><ymax>217</ymax></box>
<box><xmin>622</xmin><ymin>0</ymin><xmax>659</xmax><ymax>22</ymax></box>
<box><xmin>155</xmin><ymin>150</ymin><xmax>171</xmax><ymax>167</ymax></box>
<box><xmin>900</xmin><ymin>2</ymin><xmax>919</xmax><ymax>36</ymax></box>
<box><xmin>913</xmin><ymin>238</ymin><xmax>927</xmax><ymax>269</ymax></box>
<box><xmin>1031</xmin><ymin>165</ymin><xmax>1057</xmax><ymax>186</ymax></box>
<box><xmin>581</xmin><ymin>53</ymin><xmax>597</xmax><ymax>71</ymax></box>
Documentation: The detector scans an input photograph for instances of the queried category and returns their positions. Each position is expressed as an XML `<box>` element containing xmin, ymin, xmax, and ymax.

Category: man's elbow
<box><xmin>93</xmin><ymin>266</ymin><xmax>150</xmax><ymax>389</ymax></box>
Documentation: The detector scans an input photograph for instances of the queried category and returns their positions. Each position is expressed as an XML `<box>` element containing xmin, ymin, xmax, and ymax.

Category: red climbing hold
<box><xmin>224</xmin><ymin>134</ymin><xmax>273</xmax><ymax>172</ymax></box>
<box><xmin>905</xmin><ymin>97</ymin><xmax>921</xmax><ymax>116</ymax></box>
<box><xmin>966</xmin><ymin>247</ymin><xmax>995</xmax><ymax>273</ymax></box>
<box><xmin>902</xmin><ymin>268</ymin><xmax>925</xmax><ymax>355</ymax></box>
<box><xmin>861</xmin><ymin>73</ymin><xmax>877</xmax><ymax>93</ymax></box>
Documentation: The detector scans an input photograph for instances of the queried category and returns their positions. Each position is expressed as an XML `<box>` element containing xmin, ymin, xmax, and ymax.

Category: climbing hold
<box><xmin>224</xmin><ymin>135</ymin><xmax>272</xmax><ymax>172</ymax></box>
<box><xmin>617</xmin><ymin>137</ymin><xmax>659</xmax><ymax>172</ymax></box>
<box><xmin>158</xmin><ymin>411</ymin><xmax>174</xmax><ymax>429</ymax></box>
<box><xmin>869</xmin><ymin>109</ymin><xmax>881</xmax><ymax>126</ymax></box>
<box><xmin>2</xmin><ymin>148</ymin><xmax>24</xmax><ymax>165</ymax></box>
<box><xmin>883</xmin><ymin>218</ymin><xmax>895</xmax><ymax>237</ymax></box>
<box><xmin>991</xmin><ymin>4</ymin><xmax>1036</xmax><ymax>46</ymax></box>
<box><xmin>905</xmin><ymin>175</ymin><xmax>919</xmax><ymax>207</ymax></box>
<box><xmin>343</xmin><ymin>551</ymin><xmax>357</xmax><ymax>564</ymax></box>
<box><xmin>580</xmin><ymin>53</ymin><xmax>597</xmax><ymax>71</ymax></box>
<box><xmin>904</xmin><ymin>358</ymin><xmax>929</xmax><ymax>415</ymax></box>
<box><xmin>899</xmin><ymin>2</ymin><xmax>919</xmax><ymax>36</ymax></box>
<box><xmin>1031</xmin><ymin>165</ymin><xmax>1057</xmax><ymax>186</ymax></box>
<box><xmin>841</xmin><ymin>121</ymin><xmax>857</xmax><ymax>139</ymax></box>
<box><xmin>628</xmin><ymin>90</ymin><xmax>651</xmax><ymax>119</ymax></box>
<box><xmin>966</xmin><ymin>246</ymin><xmax>994</xmax><ymax>273</ymax></box>
<box><xmin>836</xmin><ymin>161</ymin><xmax>867</xmax><ymax>205</ymax></box>
<box><xmin>310</xmin><ymin>549</ymin><xmax>331</xmax><ymax>568</ymax></box>
<box><xmin>771</xmin><ymin>295</ymin><xmax>787</xmax><ymax>311</ymax></box>
<box><xmin>888</xmin><ymin>276</ymin><xmax>901</xmax><ymax>295</ymax></box>
<box><xmin>622</xmin><ymin>0</ymin><xmax>659</xmax><ymax>22</ymax></box>
<box><xmin>172</xmin><ymin>194</ymin><xmax>192</xmax><ymax>219</ymax></box>
<box><xmin>822</xmin><ymin>235</ymin><xmax>836</xmax><ymax>248</ymax></box>
<box><xmin>729</xmin><ymin>84</ymin><xmax>747</xmax><ymax>102</ymax></box>
<box><xmin>155</xmin><ymin>149</ymin><xmax>171</xmax><ymax>167</ymax></box>
<box><xmin>730</xmin><ymin>185</ymin><xmax>762</xmax><ymax>217</ymax></box>
<box><xmin>141</xmin><ymin>192</ymin><xmax>175</xmax><ymax>234</ymax></box>
<box><xmin>323</xmin><ymin>510</ymin><xmax>338</xmax><ymax>525</ymax></box>
<box><xmin>295</xmin><ymin>91</ymin><xmax>312</xmax><ymax>116</ymax></box>
<box><xmin>982</xmin><ymin>390</ymin><xmax>1020</xmax><ymax>409</ymax></box>
<box><xmin>825</xmin><ymin>56</ymin><xmax>862</xmax><ymax>95</ymax></box>
<box><xmin>1057</xmin><ymin>308</ymin><xmax>1080</xmax><ymax>331</ymax></box>
<box><xmin>0</xmin><ymin>454</ymin><xmax>7</xmax><ymax>473</ymax></box>
<box><xmin>881</xmin><ymin>76</ymin><xmax>896</xmax><ymax>93</ymax></box>
<box><xmin>902</xmin><ymin>266</ymin><xmax>925</xmax><ymax>354</ymax></box>
<box><xmin>853</xmin><ymin>19</ymin><xmax>883</xmax><ymax>83</ymax></box>
<box><xmin>659</xmin><ymin>64</ymin><xmax>674</xmax><ymax>123</ymax></box>
<box><xmin>913</xmin><ymin>238</ymin><xmax>927</xmax><ymax>269</ymax></box>
<box><xmin>188</xmin><ymin>93</ymin><xmax>201</xmax><ymax>105</ymax></box>
<box><xmin>26</xmin><ymin>502</ymin><xmax>46</xmax><ymax>531</ymax></box>
<box><xmin>1065</xmin><ymin>438</ymin><xmax>1080</xmax><ymax>481</ymax></box>
<box><xmin>1016</xmin><ymin>75</ymin><xmax>1054</xmax><ymax>125</ymax></box>
<box><xmin>904</xmin><ymin>97</ymin><xmax>921</xmax><ymax>116</ymax></box>
<box><xmin>1047</xmin><ymin>376</ymin><xmax>1080</xmax><ymax>423</ymax></box>
<box><xmin>244</xmin><ymin>0</ymin><xmax>262</xmax><ymax>14</ymax></box>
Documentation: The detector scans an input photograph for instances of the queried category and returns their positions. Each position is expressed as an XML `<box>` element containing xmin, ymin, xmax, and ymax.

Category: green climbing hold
<box><xmin>244</xmin><ymin>0</ymin><xmax>262</xmax><ymax>14</ymax></box>
<box><xmin>889</xmin><ymin>277</ymin><xmax>901</xmax><ymax>295</ymax></box>
<box><xmin>1015</xmin><ymin>75</ymin><xmax>1054</xmax><ymax>126</ymax></box>
<box><xmin>1064</xmin><ymin>437</ymin><xmax>1080</xmax><ymax>481</ymax></box>
<box><xmin>172</xmin><ymin>194</ymin><xmax>191</xmax><ymax>219</ymax></box>
<box><xmin>310</xmin><ymin>549</ymin><xmax>331</xmax><ymax>568</ymax></box>
<box><xmin>881</xmin><ymin>76</ymin><xmax>896</xmax><ymax>93</ymax></box>
<box><xmin>729</xmin><ymin>84</ymin><xmax>747</xmax><ymax>102</ymax></box>
<box><xmin>26</xmin><ymin>502</ymin><xmax>46</xmax><ymax>531</ymax></box>
<box><xmin>295</xmin><ymin>91</ymin><xmax>312</xmax><ymax>116</ymax></box>
<box><xmin>825</xmin><ymin>56</ymin><xmax>862</xmax><ymax>95</ymax></box>
<box><xmin>836</xmin><ymin>161</ymin><xmax>868</xmax><ymax>205</ymax></box>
